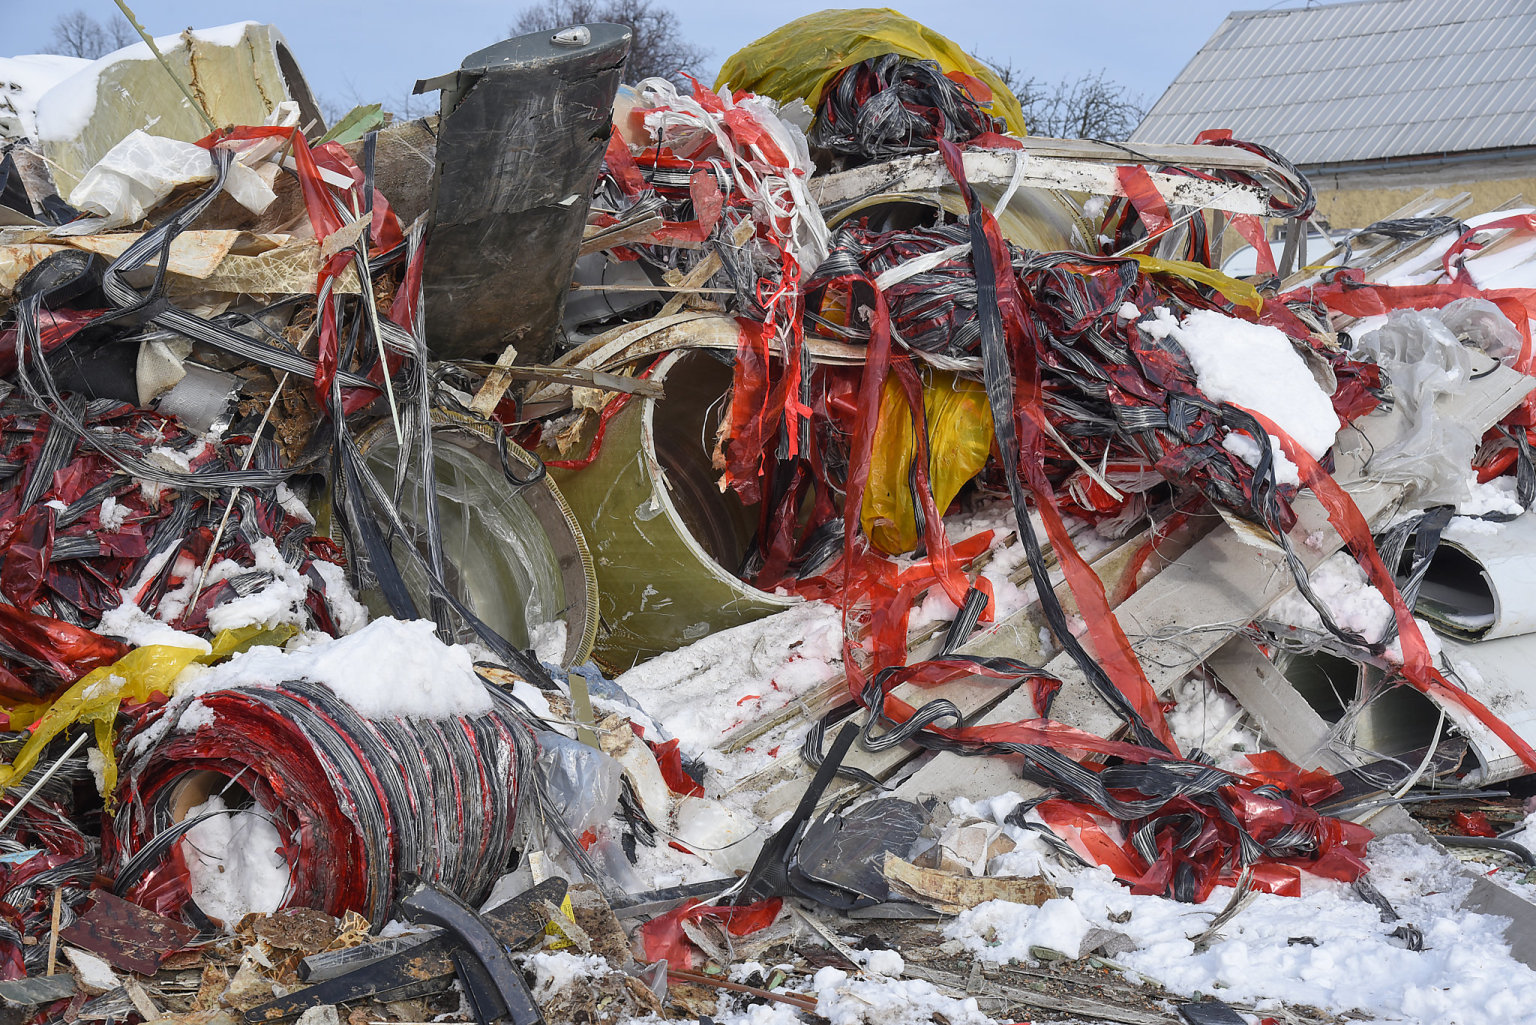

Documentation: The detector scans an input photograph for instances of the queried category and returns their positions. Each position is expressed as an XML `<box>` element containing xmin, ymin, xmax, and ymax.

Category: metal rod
<box><xmin>0</xmin><ymin>732</ymin><xmax>90</xmax><ymax>834</ymax></box>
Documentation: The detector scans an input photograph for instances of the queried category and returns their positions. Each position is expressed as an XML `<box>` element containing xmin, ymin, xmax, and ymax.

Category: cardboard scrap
<box><xmin>882</xmin><ymin>852</ymin><xmax>1057</xmax><ymax>914</ymax></box>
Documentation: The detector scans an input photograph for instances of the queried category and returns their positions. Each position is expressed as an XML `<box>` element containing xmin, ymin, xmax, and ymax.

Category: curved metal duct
<box><xmin>828</xmin><ymin>181</ymin><xmax>1090</xmax><ymax>251</ymax></box>
<box><xmin>546</xmin><ymin>350</ymin><xmax>797</xmax><ymax>671</ymax></box>
<box><xmin>357</xmin><ymin>412</ymin><xmax>598</xmax><ymax>667</ymax></box>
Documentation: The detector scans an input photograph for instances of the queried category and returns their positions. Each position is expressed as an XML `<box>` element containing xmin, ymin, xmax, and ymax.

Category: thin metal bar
<box><xmin>0</xmin><ymin>732</ymin><xmax>90</xmax><ymax>834</ymax></box>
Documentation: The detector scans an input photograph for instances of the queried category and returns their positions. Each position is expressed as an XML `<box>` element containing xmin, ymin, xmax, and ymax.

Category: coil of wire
<box><xmin>105</xmin><ymin>680</ymin><xmax>530</xmax><ymax>926</ymax></box>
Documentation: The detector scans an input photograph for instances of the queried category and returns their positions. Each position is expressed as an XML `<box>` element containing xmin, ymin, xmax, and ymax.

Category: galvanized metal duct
<box><xmin>827</xmin><ymin>181</ymin><xmax>1091</xmax><ymax>251</ymax></box>
<box><xmin>357</xmin><ymin>413</ymin><xmax>597</xmax><ymax>667</ymax></box>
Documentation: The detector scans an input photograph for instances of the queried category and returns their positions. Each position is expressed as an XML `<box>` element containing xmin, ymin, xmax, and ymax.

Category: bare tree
<box><xmin>512</xmin><ymin>0</ymin><xmax>707</xmax><ymax>83</ymax></box>
<box><xmin>976</xmin><ymin>59</ymin><xmax>1145</xmax><ymax>141</ymax></box>
<box><xmin>47</xmin><ymin>10</ymin><xmax>136</xmax><ymax>60</ymax></box>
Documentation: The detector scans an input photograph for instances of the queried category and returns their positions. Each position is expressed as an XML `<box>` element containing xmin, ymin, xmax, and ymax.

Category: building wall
<box><xmin>1303</xmin><ymin>152</ymin><xmax>1536</xmax><ymax>230</ymax></box>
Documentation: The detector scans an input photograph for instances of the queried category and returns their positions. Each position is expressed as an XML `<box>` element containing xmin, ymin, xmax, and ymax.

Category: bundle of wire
<box><xmin>0</xmin><ymin>306</ymin><xmax>357</xmax><ymax>708</ymax></box>
<box><xmin>0</xmin><ymin>753</ymin><xmax>94</xmax><ymax>978</ymax></box>
<box><xmin>106</xmin><ymin>681</ymin><xmax>530</xmax><ymax>926</ymax></box>
<box><xmin>807</xmin><ymin>222</ymin><xmax>983</xmax><ymax>363</ymax></box>
<box><xmin>758</xmin><ymin>137</ymin><xmax>1536</xmax><ymax>901</ymax></box>
<box><xmin>1097</xmin><ymin>130</ymin><xmax>1315</xmax><ymax>271</ymax></box>
<box><xmin>809</xmin><ymin>54</ymin><xmax>1006</xmax><ymax>167</ymax></box>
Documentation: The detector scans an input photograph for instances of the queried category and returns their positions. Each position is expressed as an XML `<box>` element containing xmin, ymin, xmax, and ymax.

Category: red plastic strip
<box><xmin>1114</xmin><ymin>165</ymin><xmax>1173</xmax><ymax>238</ymax></box>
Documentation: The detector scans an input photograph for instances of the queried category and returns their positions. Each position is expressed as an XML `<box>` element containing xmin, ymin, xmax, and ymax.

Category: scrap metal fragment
<box><xmin>246</xmin><ymin>877</ymin><xmax>563</xmax><ymax>1023</ymax></box>
<box><xmin>59</xmin><ymin>887</ymin><xmax>198</xmax><ymax>976</ymax></box>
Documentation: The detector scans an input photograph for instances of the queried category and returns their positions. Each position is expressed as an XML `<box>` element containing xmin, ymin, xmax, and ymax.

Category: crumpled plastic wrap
<box><xmin>0</xmin><ymin>625</ymin><xmax>287</xmax><ymax>797</ymax></box>
<box><xmin>62</xmin><ymin>131</ymin><xmax>219</xmax><ymax>234</ymax></box>
<box><xmin>862</xmin><ymin>370</ymin><xmax>992</xmax><ymax>554</ymax></box>
<box><xmin>1438</xmin><ymin>296</ymin><xmax>1524</xmax><ymax>364</ymax></box>
<box><xmin>60</xmin><ymin>130</ymin><xmax>276</xmax><ymax>236</ymax></box>
<box><xmin>1356</xmin><ymin>308</ymin><xmax>1478</xmax><ymax>505</ymax></box>
<box><xmin>536</xmin><ymin>729</ymin><xmax>622</xmax><ymax>836</ymax></box>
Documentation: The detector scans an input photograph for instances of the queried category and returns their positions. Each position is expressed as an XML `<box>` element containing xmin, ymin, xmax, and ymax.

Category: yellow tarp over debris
<box><xmin>715</xmin><ymin>8</ymin><xmax>1028</xmax><ymax>136</ymax></box>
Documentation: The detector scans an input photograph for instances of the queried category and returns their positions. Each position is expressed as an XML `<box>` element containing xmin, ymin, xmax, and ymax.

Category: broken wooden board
<box><xmin>810</xmin><ymin>147</ymin><xmax>1272</xmax><ymax>217</ymax></box>
<box><xmin>895</xmin><ymin>353</ymin><xmax>1534</xmax><ymax>806</ymax></box>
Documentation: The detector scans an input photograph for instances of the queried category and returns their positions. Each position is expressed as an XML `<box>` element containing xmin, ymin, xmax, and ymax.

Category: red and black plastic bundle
<box><xmin>810</xmin><ymin>54</ymin><xmax>1006</xmax><ymax>167</ymax></box>
<box><xmin>0</xmin><ymin>387</ymin><xmax>345</xmax><ymax>708</ymax></box>
<box><xmin>749</xmin><ymin>138</ymin><xmax>1536</xmax><ymax>900</ymax></box>
<box><xmin>807</xmin><ymin>222</ymin><xmax>984</xmax><ymax>361</ymax></box>
<box><xmin>1098</xmin><ymin>130</ymin><xmax>1316</xmax><ymax>272</ymax></box>
<box><xmin>0</xmin><ymin>756</ymin><xmax>94</xmax><ymax>979</ymax></box>
<box><xmin>106</xmin><ymin>681</ymin><xmax>531</xmax><ymax>927</ymax></box>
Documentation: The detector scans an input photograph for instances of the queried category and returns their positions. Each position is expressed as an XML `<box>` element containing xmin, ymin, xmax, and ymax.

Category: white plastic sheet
<box><xmin>60</xmin><ymin>128</ymin><xmax>278</xmax><ymax>237</ymax></box>
<box><xmin>61</xmin><ymin>130</ymin><xmax>215</xmax><ymax>234</ymax></box>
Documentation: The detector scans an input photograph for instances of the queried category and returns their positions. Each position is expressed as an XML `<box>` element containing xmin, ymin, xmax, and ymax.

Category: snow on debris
<box><xmin>1143</xmin><ymin>306</ymin><xmax>1341</xmax><ymax>485</ymax></box>
<box><xmin>168</xmin><ymin>617</ymin><xmax>492</xmax><ymax>722</ymax></box>
<box><xmin>942</xmin><ymin>799</ymin><xmax>1536</xmax><ymax>1024</ymax></box>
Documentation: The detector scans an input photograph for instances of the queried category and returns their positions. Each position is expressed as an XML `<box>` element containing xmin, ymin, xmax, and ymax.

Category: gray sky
<box><xmin>11</xmin><ymin>1</ymin><xmax>1335</xmax><ymax>120</ymax></box>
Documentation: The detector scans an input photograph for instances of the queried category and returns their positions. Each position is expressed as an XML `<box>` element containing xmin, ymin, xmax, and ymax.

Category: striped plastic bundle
<box><xmin>106</xmin><ymin>680</ymin><xmax>532</xmax><ymax>926</ymax></box>
<box><xmin>810</xmin><ymin>54</ymin><xmax>1007</xmax><ymax>167</ymax></box>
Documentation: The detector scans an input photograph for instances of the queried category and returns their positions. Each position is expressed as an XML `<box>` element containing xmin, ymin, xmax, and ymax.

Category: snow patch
<box><xmin>811</xmin><ymin>966</ymin><xmax>989</xmax><ymax>1025</ymax></box>
<box><xmin>1269</xmin><ymin>552</ymin><xmax>1394</xmax><ymax>644</ymax></box>
<box><xmin>1146</xmin><ymin>306</ymin><xmax>1340</xmax><ymax>467</ymax></box>
<box><xmin>1459</xmin><ymin>475</ymin><xmax>1523</xmax><ymax>518</ymax></box>
<box><xmin>98</xmin><ymin>601</ymin><xmax>212</xmax><ymax>653</ymax></box>
<box><xmin>98</xmin><ymin>496</ymin><xmax>128</xmax><ymax>530</ymax></box>
<box><xmin>530</xmin><ymin>619</ymin><xmax>568</xmax><ymax>665</ymax></box>
<box><xmin>308</xmin><ymin>560</ymin><xmax>369</xmax><ymax>636</ymax></box>
<box><xmin>180</xmin><ymin>794</ymin><xmax>291</xmax><ymax>927</ymax></box>
<box><xmin>165</xmin><ymin>618</ymin><xmax>493</xmax><ymax>724</ymax></box>
<box><xmin>524</xmin><ymin>951</ymin><xmax>610</xmax><ymax>1002</ymax></box>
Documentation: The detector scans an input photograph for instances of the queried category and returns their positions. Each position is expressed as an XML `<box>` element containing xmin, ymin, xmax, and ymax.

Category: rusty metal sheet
<box><xmin>58</xmin><ymin>892</ymin><xmax>198</xmax><ymax>975</ymax></box>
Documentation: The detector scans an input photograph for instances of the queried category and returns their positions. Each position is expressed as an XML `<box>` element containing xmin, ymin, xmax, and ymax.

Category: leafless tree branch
<box><xmin>46</xmin><ymin>10</ymin><xmax>137</xmax><ymax>60</ymax></box>
<box><xmin>975</xmin><ymin>58</ymin><xmax>1146</xmax><ymax>141</ymax></box>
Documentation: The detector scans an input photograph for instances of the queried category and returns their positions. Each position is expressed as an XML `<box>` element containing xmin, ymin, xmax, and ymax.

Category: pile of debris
<box><xmin>3</xmin><ymin>8</ymin><xmax>1536</xmax><ymax>1025</ymax></box>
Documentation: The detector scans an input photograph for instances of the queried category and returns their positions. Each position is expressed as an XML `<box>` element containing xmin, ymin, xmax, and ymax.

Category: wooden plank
<box><xmin>895</xmin><ymin>356</ymin><xmax>1534</xmax><ymax>805</ymax></box>
<box><xmin>578</xmin><ymin>214</ymin><xmax>665</xmax><ymax>256</ymax></box>
<box><xmin>810</xmin><ymin>149</ymin><xmax>1270</xmax><ymax>216</ymax></box>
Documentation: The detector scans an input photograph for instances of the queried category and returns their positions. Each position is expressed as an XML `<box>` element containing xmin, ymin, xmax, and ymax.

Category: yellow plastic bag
<box><xmin>715</xmin><ymin>9</ymin><xmax>1027</xmax><ymax>137</ymax></box>
<box><xmin>862</xmin><ymin>370</ymin><xmax>993</xmax><ymax>554</ymax></box>
<box><xmin>1130</xmin><ymin>254</ymin><xmax>1264</xmax><ymax>315</ymax></box>
<box><xmin>0</xmin><ymin>622</ymin><xmax>297</xmax><ymax>798</ymax></box>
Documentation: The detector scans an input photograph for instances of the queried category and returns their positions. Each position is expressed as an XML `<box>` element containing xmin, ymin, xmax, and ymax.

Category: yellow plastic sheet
<box><xmin>862</xmin><ymin>370</ymin><xmax>994</xmax><ymax>554</ymax></box>
<box><xmin>0</xmin><ymin>623</ymin><xmax>297</xmax><ymax>799</ymax></box>
<box><xmin>1130</xmin><ymin>255</ymin><xmax>1264</xmax><ymax>315</ymax></box>
<box><xmin>715</xmin><ymin>9</ymin><xmax>1027</xmax><ymax>137</ymax></box>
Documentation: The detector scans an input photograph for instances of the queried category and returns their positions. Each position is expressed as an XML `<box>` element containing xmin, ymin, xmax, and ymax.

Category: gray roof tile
<box><xmin>1130</xmin><ymin>0</ymin><xmax>1536</xmax><ymax>164</ymax></box>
